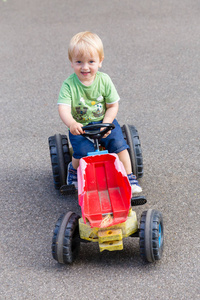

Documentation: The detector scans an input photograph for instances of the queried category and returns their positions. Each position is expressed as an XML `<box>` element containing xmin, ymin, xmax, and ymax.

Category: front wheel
<box><xmin>52</xmin><ymin>212</ymin><xmax>80</xmax><ymax>264</ymax></box>
<box><xmin>139</xmin><ymin>209</ymin><xmax>164</xmax><ymax>262</ymax></box>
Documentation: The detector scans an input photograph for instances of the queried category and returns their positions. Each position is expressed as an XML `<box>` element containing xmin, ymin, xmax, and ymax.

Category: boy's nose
<box><xmin>82</xmin><ymin>63</ymin><xmax>88</xmax><ymax>70</ymax></box>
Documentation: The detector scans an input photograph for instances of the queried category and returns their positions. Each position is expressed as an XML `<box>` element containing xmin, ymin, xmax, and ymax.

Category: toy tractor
<box><xmin>48</xmin><ymin>124</ymin><xmax>164</xmax><ymax>264</ymax></box>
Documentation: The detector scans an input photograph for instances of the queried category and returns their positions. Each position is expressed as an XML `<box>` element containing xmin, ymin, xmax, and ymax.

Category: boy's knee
<box><xmin>74</xmin><ymin>147</ymin><xmax>88</xmax><ymax>158</ymax></box>
<box><xmin>107</xmin><ymin>139</ymin><xmax>128</xmax><ymax>153</ymax></box>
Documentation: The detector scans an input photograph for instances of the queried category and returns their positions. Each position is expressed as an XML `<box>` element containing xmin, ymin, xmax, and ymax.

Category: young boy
<box><xmin>57</xmin><ymin>31</ymin><xmax>142</xmax><ymax>194</ymax></box>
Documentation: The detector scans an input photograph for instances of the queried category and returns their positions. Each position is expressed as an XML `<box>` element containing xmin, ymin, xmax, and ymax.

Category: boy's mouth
<box><xmin>81</xmin><ymin>71</ymin><xmax>90</xmax><ymax>76</ymax></box>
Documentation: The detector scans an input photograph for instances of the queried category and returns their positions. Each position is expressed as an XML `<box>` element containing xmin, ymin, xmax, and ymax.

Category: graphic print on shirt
<box><xmin>92</xmin><ymin>103</ymin><xmax>104</xmax><ymax>117</ymax></box>
<box><xmin>74</xmin><ymin>95</ymin><xmax>105</xmax><ymax>123</ymax></box>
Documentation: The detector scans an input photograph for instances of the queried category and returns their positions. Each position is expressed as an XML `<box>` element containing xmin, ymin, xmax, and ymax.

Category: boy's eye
<box><xmin>76</xmin><ymin>61</ymin><xmax>81</xmax><ymax>63</ymax></box>
<box><xmin>89</xmin><ymin>60</ymin><xmax>94</xmax><ymax>63</ymax></box>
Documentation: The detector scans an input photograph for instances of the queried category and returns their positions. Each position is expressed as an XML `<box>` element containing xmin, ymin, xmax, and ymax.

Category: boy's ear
<box><xmin>99</xmin><ymin>56</ymin><xmax>104</xmax><ymax>68</ymax></box>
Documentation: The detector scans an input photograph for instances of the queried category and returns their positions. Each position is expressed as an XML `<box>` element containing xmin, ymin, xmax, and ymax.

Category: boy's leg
<box><xmin>117</xmin><ymin>149</ymin><xmax>142</xmax><ymax>194</ymax></box>
<box><xmin>69</xmin><ymin>131</ymin><xmax>95</xmax><ymax>158</ymax></box>
<box><xmin>72</xmin><ymin>157</ymin><xmax>80</xmax><ymax>169</ymax></box>
<box><xmin>117</xmin><ymin>149</ymin><xmax>132</xmax><ymax>174</ymax></box>
<box><xmin>67</xmin><ymin>158</ymin><xmax>79</xmax><ymax>188</ymax></box>
<box><xmin>67</xmin><ymin>132</ymin><xmax>95</xmax><ymax>187</ymax></box>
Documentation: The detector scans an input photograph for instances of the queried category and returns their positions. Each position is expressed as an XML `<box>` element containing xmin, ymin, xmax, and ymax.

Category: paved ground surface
<box><xmin>1</xmin><ymin>0</ymin><xmax>199</xmax><ymax>299</ymax></box>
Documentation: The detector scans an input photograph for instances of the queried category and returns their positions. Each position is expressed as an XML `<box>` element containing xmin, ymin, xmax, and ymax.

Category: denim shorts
<box><xmin>69</xmin><ymin>119</ymin><xmax>129</xmax><ymax>159</ymax></box>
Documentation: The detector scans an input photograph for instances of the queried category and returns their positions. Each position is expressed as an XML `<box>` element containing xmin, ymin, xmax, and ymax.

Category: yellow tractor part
<box><xmin>79</xmin><ymin>209</ymin><xmax>138</xmax><ymax>252</ymax></box>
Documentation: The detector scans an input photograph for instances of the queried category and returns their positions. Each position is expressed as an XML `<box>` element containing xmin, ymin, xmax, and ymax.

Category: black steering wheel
<box><xmin>82</xmin><ymin>123</ymin><xmax>115</xmax><ymax>140</ymax></box>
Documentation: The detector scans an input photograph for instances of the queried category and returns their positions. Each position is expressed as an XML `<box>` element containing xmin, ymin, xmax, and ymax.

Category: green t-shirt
<box><xmin>58</xmin><ymin>71</ymin><xmax>120</xmax><ymax>125</ymax></box>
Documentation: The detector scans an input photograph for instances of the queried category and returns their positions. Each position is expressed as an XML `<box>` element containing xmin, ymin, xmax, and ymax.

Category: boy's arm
<box><xmin>58</xmin><ymin>105</ymin><xmax>84</xmax><ymax>135</ymax></box>
<box><xmin>101</xmin><ymin>102</ymin><xmax>119</xmax><ymax>137</ymax></box>
<box><xmin>103</xmin><ymin>102</ymin><xmax>119</xmax><ymax>123</ymax></box>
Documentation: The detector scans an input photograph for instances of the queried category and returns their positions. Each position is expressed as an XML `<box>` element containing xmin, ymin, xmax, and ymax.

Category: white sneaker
<box><xmin>127</xmin><ymin>173</ymin><xmax>142</xmax><ymax>194</ymax></box>
<box><xmin>131</xmin><ymin>184</ymin><xmax>142</xmax><ymax>194</ymax></box>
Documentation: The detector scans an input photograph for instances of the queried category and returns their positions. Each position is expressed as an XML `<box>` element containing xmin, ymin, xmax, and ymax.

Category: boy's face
<box><xmin>71</xmin><ymin>49</ymin><xmax>103</xmax><ymax>86</ymax></box>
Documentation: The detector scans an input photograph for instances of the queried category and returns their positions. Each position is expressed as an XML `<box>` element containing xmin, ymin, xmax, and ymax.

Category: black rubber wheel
<box><xmin>121</xmin><ymin>124</ymin><xmax>143</xmax><ymax>178</ymax></box>
<box><xmin>52</xmin><ymin>212</ymin><xmax>80</xmax><ymax>264</ymax></box>
<box><xmin>139</xmin><ymin>209</ymin><xmax>164</xmax><ymax>262</ymax></box>
<box><xmin>48</xmin><ymin>134</ymin><xmax>71</xmax><ymax>190</ymax></box>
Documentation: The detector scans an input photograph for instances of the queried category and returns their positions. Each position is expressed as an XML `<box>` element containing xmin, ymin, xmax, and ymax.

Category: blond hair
<box><xmin>68</xmin><ymin>31</ymin><xmax>104</xmax><ymax>61</ymax></box>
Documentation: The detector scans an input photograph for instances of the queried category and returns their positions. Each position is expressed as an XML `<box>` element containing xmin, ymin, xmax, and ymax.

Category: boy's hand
<box><xmin>70</xmin><ymin>122</ymin><xmax>84</xmax><ymax>135</ymax></box>
<box><xmin>100</xmin><ymin>127</ymin><xmax>111</xmax><ymax>138</ymax></box>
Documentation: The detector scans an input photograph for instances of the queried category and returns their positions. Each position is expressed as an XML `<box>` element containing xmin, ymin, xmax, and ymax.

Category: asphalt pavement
<box><xmin>1</xmin><ymin>0</ymin><xmax>199</xmax><ymax>299</ymax></box>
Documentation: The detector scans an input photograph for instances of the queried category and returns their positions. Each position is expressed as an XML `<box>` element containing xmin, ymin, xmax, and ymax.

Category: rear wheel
<box><xmin>121</xmin><ymin>124</ymin><xmax>143</xmax><ymax>178</ymax></box>
<box><xmin>48</xmin><ymin>134</ymin><xmax>71</xmax><ymax>190</ymax></box>
<box><xmin>139</xmin><ymin>209</ymin><xmax>164</xmax><ymax>262</ymax></box>
<box><xmin>52</xmin><ymin>212</ymin><xmax>80</xmax><ymax>264</ymax></box>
